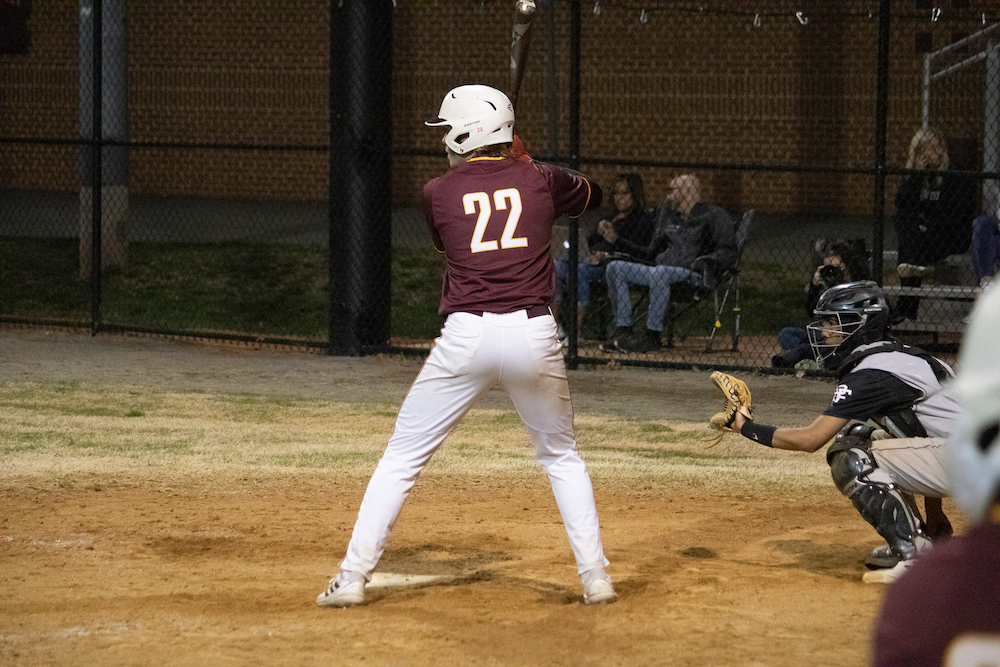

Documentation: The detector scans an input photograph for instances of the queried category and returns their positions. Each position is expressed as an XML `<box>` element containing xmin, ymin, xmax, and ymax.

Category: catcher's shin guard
<box><xmin>827</xmin><ymin>435</ymin><xmax>931</xmax><ymax>561</ymax></box>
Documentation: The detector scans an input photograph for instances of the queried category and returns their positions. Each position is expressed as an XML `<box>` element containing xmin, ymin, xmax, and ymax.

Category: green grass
<box><xmin>0</xmin><ymin>238</ymin><xmax>90</xmax><ymax>320</ymax></box>
<box><xmin>1</xmin><ymin>238</ymin><xmax>804</xmax><ymax>342</ymax></box>
<box><xmin>0</xmin><ymin>380</ymin><xmax>832</xmax><ymax>492</ymax></box>
<box><xmin>105</xmin><ymin>242</ymin><xmax>330</xmax><ymax>336</ymax></box>
<box><xmin>391</xmin><ymin>247</ymin><xmax>446</xmax><ymax>340</ymax></box>
<box><xmin>739</xmin><ymin>260</ymin><xmax>810</xmax><ymax>332</ymax></box>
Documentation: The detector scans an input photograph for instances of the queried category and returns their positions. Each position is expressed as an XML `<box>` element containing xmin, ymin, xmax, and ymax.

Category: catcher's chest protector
<box><xmin>842</xmin><ymin>340</ymin><xmax>957</xmax><ymax>439</ymax></box>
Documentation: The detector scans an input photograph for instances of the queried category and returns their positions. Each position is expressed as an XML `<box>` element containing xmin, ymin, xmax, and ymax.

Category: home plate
<box><xmin>367</xmin><ymin>573</ymin><xmax>456</xmax><ymax>589</ymax></box>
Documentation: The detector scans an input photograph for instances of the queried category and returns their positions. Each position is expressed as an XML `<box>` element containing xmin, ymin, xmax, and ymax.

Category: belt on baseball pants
<box><xmin>462</xmin><ymin>305</ymin><xmax>551</xmax><ymax>319</ymax></box>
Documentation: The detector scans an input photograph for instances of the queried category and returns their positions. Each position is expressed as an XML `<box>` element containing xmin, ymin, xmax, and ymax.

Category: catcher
<box><xmin>711</xmin><ymin>281</ymin><xmax>961</xmax><ymax>583</ymax></box>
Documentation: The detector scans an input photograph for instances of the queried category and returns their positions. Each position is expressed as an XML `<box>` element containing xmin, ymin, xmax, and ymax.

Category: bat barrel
<box><xmin>509</xmin><ymin>0</ymin><xmax>537</xmax><ymax>111</ymax></box>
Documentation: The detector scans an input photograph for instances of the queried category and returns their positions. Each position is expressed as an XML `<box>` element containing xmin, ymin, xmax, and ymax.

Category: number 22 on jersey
<box><xmin>463</xmin><ymin>188</ymin><xmax>527</xmax><ymax>253</ymax></box>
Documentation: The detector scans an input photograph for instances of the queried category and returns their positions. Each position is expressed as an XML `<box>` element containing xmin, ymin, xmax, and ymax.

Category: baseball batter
<box><xmin>726</xmin><ymin>281</ymin><xmax>961</xmax><ymax>583</ymax></box>
<box><xmin>317</xmin><ymin>85</ymin><xmax>616</xmax><ymax>608</ymax></box>
<box><xmin>872</xmin><ymin>283</ymin><xmax>1000</xmax><ymax>667</ymax></box>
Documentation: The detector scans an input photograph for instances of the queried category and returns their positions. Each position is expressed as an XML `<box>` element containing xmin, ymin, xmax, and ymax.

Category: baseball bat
<box><xmin>509</xmin><ymin>0</ymin><xmax>537</xmax><ymax>113</ymax></box>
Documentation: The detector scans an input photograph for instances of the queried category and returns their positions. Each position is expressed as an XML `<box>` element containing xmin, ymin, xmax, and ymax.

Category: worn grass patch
<box><xmin>0</xmin><ymin>381</ymin><xmax>830</xmax><ymax>492</ymax></box>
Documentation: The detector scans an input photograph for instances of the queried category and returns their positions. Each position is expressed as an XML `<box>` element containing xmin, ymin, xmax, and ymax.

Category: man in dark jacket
<box><xmin>597</xmin><ymin>174</ymin><xmax>737</xmax><ymax>352</ymax></box>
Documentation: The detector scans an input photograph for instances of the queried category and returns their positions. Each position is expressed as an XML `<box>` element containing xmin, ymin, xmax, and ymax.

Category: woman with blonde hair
<box><xmin>892</xmin><ymin>127</ymin><xmax>976</xmax><ymax>321</ymax></box>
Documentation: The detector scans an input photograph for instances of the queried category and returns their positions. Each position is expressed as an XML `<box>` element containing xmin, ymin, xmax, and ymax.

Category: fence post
<box><xmin>83</xmin><ymin>0</ymin><xmax>103</xmax><ymax>334</ymax></box>
<box><xmin>329</xmin><ymin>1</ymin><xmax>393</xmax><ymax>356</ymax></box>
<box><xmin>871</xmin><ymin>0</ymin><xmax>890</xmax><ymax>287</ymax></box>
<box><xmin>79</xmin><ymin>0</ymin><xmax>128</xmax><ymax>291</ymax></box>
<box><xmin>984</xmin><ymin>40</ymin><xmax>1000</xmax><ymax>218</ymax></box>
<box><xmin>565</xmin><ymin>0</ymin><xmax>581</xmax><ymax>369</ymax></box>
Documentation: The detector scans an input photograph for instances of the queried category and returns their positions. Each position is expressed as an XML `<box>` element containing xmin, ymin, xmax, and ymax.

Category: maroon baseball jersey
<box><xmin>422</xmin><ymin>157</ymin><xmax>597</xmax><ymax>315</ymax></box>
<box><xmin>871</xmin><ymin>519</ymin><xmax>1000</xmax><ymax>667</ymax></box>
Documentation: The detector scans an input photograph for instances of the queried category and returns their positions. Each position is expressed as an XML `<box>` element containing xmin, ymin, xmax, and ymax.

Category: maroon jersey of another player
<box><xmin>871</xmin><ymin>519</ymin><xmax>1000</xmax><ymax>667</ymax></box>
<box><xmin>422</xmin><ymin>156</ymin><xmax>599</xmax><ymax>315</ymax></box>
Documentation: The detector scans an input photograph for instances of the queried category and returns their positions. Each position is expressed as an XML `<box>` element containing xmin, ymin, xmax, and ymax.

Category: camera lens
<box><xmin>820</xmin><ymin>264</ymin><xmax>843</xmax><ymax>285</ymax></box>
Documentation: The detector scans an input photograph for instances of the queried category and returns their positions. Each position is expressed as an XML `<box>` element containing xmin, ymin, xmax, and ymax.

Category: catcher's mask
<box><xmin>807</xmin><ymin>280</ymin><xmax>889</xmax><ymax>370</ymax></box>
<box><xmin>426</xmin><ymin>85</ymin><xmax>515</xmax><ymax>155</ymax></box>
<box><xmin>944</xmin><ymin>284</ymin><xmax>1000</xmax><ymax>523</ymax></box>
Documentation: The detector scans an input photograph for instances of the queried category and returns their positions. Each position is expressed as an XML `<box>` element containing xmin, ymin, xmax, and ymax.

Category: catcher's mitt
<box><xmin>707</xmin><ymin>371</ymin><xmax>753</xmax><ymax>445</ymax></box>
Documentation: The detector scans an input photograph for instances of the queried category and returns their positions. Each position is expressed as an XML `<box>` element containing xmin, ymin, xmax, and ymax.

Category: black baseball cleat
<box><xmin>615</xmin><ymin>329</ymin><xmax>661</xmax><ymax>353</ymax></box>
<box><xmin>864</xmin><ymin>544</ymin><xmax>900</xmax><ymax>570</ymax></box>
<box><xmin>598</xmin><ymin>326</ymin><xmax>631</xmax><ymax>352</ymax></box>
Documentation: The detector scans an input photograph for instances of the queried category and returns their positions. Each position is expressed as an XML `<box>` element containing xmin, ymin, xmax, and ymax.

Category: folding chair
<box><xmin>665</xmin><ymin>209</ymin><xmax>754</xmax><ymax>352</ymax></box>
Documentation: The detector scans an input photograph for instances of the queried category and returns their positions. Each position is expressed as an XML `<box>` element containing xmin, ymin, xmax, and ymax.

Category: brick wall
<box><xmin>0</xmin><ymin>1</ymin><xmax>991</xmax><ymax>215</ymax></box>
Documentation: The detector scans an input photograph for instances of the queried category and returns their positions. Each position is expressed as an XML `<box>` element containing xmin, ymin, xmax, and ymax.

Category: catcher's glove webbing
<box><xmin>707</xmin><ymin>371</ymin><xmax>753</xmax><ymax>445</ymax></box>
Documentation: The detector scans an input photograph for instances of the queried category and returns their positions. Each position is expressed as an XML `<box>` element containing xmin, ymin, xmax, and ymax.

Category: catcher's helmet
<box><xmin>426</xmin><ymin>85</ymin><xmax>515</xmax><ymax>155</ymax></box>
<box><xmin>806</xmin><ymin>280</ymin><xmax>890</xmax><ymax>370</ymax></box>
<box><xmin>946</xmin><ymin>285</ymin><xmax>1000</xmax><ymax>523</ymax></box>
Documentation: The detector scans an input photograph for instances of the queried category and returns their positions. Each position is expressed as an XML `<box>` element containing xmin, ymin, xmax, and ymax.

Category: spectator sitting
<box><xmin>772</xmin><ymin>242</ymin><xmax>856</xmax><ymax>369</ymax></box>
<box><xmin>893</xmin><ymin>127</ymin><xmax>976</xmax><ymax>321</ymax></box>
<box><xmin>553</xmin><ymin>173</ymin><xmax>655</xmax><ymax>340</ymax></box>
<box><xmin>598</xmin><ymin>174</ymin><xmax>737</xmax><ymax>353</ymax></box>
<box><xmin>970</xmin><ymin>207</ymin><xmax>999</xmax><ymax>288</ymax></box>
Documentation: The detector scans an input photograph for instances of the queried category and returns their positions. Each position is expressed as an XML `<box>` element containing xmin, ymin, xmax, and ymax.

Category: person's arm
<box><xmin>604</xmin><ymin>206</ymin><xmax>670</xmax><ymax>260</ymax></box>
<box><xmin>805</xmin><ymin>279</ymin><xmax>824</xmax><ymax>317</ymax></box>
<box><xmin>703</xmin><ymin>209</ymin><xmax>737</xmax><ymax>268</ymax></box>
<box><xmin>610</xmin><ymin>230</ymin><xmax>668</xmax><ymax>262</ymax></box>
<box><xmin>731</xmin><ymin>411</ymin><xmax>849</xmax><ymax>453</ymax></box>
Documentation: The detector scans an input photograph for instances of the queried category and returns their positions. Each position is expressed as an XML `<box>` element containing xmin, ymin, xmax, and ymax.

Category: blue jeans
<box><xmin>554</xmin><ymin>259</ymin><xmax>606</xmax><ymax>306</ymax></box>
<box><xmin>777</xmin><ymin>326</ymin><xmax>814</xmax><ymax>364</ymax></box>
<box><xmin>605</xmin><ymin>260</ymin><xmax>700</xmax><ymax>332</ymax></box>
<box><xmin>971</xmin><ymin>214</ymin><xmax>1000</xmax><ymax>282</ymax></box>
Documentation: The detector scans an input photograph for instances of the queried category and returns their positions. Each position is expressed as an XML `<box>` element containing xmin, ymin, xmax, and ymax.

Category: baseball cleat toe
<box><xmin>316</xmin><ymin>573</ymin><xmax>366</xmax><ymax>608</ymax></box>
<box><xmin>583</xmin><ymin>578</ymin><xmax>618</xmax><ymax>605</ymax></box>
<box><xmin>864</xmin><ymin>544</ymin><xmax>900</xmax><ymax>570</ymax></box>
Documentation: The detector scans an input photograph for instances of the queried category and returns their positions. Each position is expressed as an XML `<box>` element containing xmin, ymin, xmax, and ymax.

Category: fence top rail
<box><xmin>931</xmin><ymin>49</ymin><xmax>991</xmax><ymax>81</ymax></box>
<box><xmin>930</xmin><ymin>21</ymin><xmax>1000</xmax><ymax>60</ymax></box>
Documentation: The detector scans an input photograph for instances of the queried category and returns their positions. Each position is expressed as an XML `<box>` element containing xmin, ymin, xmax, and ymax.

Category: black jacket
<box><xmin>610</xmin><ymin>202</ymin><xmax>737</xmax><ymax>272</ymax></box>
<box><xmin>894</xmin><ymin>169</ymin><xmax>976</xmax><ymax>265</ymax></box>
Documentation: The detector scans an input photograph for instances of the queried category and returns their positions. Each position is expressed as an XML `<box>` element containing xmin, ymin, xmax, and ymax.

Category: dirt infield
<box><xmin>1</xmin><ymin>328</ymin><xmax>952</xmax><ymax>666</ymax></box>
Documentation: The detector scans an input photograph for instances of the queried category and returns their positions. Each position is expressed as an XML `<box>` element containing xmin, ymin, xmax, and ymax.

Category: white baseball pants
<box><xmin>871</xmin><ymin>436</ymin><xmax>949</xmax><ymax>498</ymax></box>
<box><xmin>339</xmin><ymin>310</ymin><xmax>610</xmax><ymax>579</ymax></box>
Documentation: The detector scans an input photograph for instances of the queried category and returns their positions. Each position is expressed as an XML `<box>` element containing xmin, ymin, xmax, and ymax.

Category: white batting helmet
<box><xmin>946</xmin><ymin>284</ymin><xmax>1000</xmax><ymax>523</ymax></box>
<box><xmin>426</xmin><ymin>85</ymin><xmax>514</xmax><ymax>155</ymax></box>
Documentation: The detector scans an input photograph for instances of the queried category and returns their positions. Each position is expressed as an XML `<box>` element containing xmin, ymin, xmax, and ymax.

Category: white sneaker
<box><xmin>897</xmin><ymin>263</ymin><xmax>931</xmax><ymax>278</ymax></box>
<box><xmin>862</xmin><ymin>558</ymin><xmax>914</xmax><ymax>584</ymax></box>
<box><xmin>316</xmin><ymin>571</ymin><xmax>366</xmax><ymax>608</ymax></box>
<box><xmin>582</xmin><ymin>571</ymin><xmax>617</xmax><ymax>605</ymax></box>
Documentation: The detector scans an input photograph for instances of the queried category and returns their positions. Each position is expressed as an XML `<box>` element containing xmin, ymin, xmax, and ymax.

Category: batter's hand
<box><xmin>511</xmin><ymin>135</ymin><xmax>532</xmax><ymax>162</ymax></box>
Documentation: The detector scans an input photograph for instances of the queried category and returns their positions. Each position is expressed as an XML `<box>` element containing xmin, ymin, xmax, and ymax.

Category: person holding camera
<box><xmin>772</xmin><ymin>244</ymin><xmax>854</xmax><ymax>368</ymax></box>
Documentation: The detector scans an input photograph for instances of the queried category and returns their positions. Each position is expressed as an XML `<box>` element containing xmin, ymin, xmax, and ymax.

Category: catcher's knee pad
<box><xmin>828</xmin><ymin>446</ymin><xmax>930</xmax><ymax>560</ymax></box>
<box><xmin>824</xmin><ymin>425</ymin><xmax>873</xmax><ymax>466</ymax></box>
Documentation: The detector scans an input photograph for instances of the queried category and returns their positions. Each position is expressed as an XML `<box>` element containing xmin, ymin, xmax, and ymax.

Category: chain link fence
<box><xmin>2</xmin><ymin>1</ymin><xmax>997</xmax><ymax>370</ymax></box>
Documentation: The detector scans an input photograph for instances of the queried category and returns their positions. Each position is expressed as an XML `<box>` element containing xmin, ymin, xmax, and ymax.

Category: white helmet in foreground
<box><xmin>426</xmin><ymin>85</ymin><xmax>514</xmax><ymax>155</ymax></box>
<box><xmin>947</xmin><ymin>284</ymin><xmax>1000</xmax><ymax>523</ymax></box>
